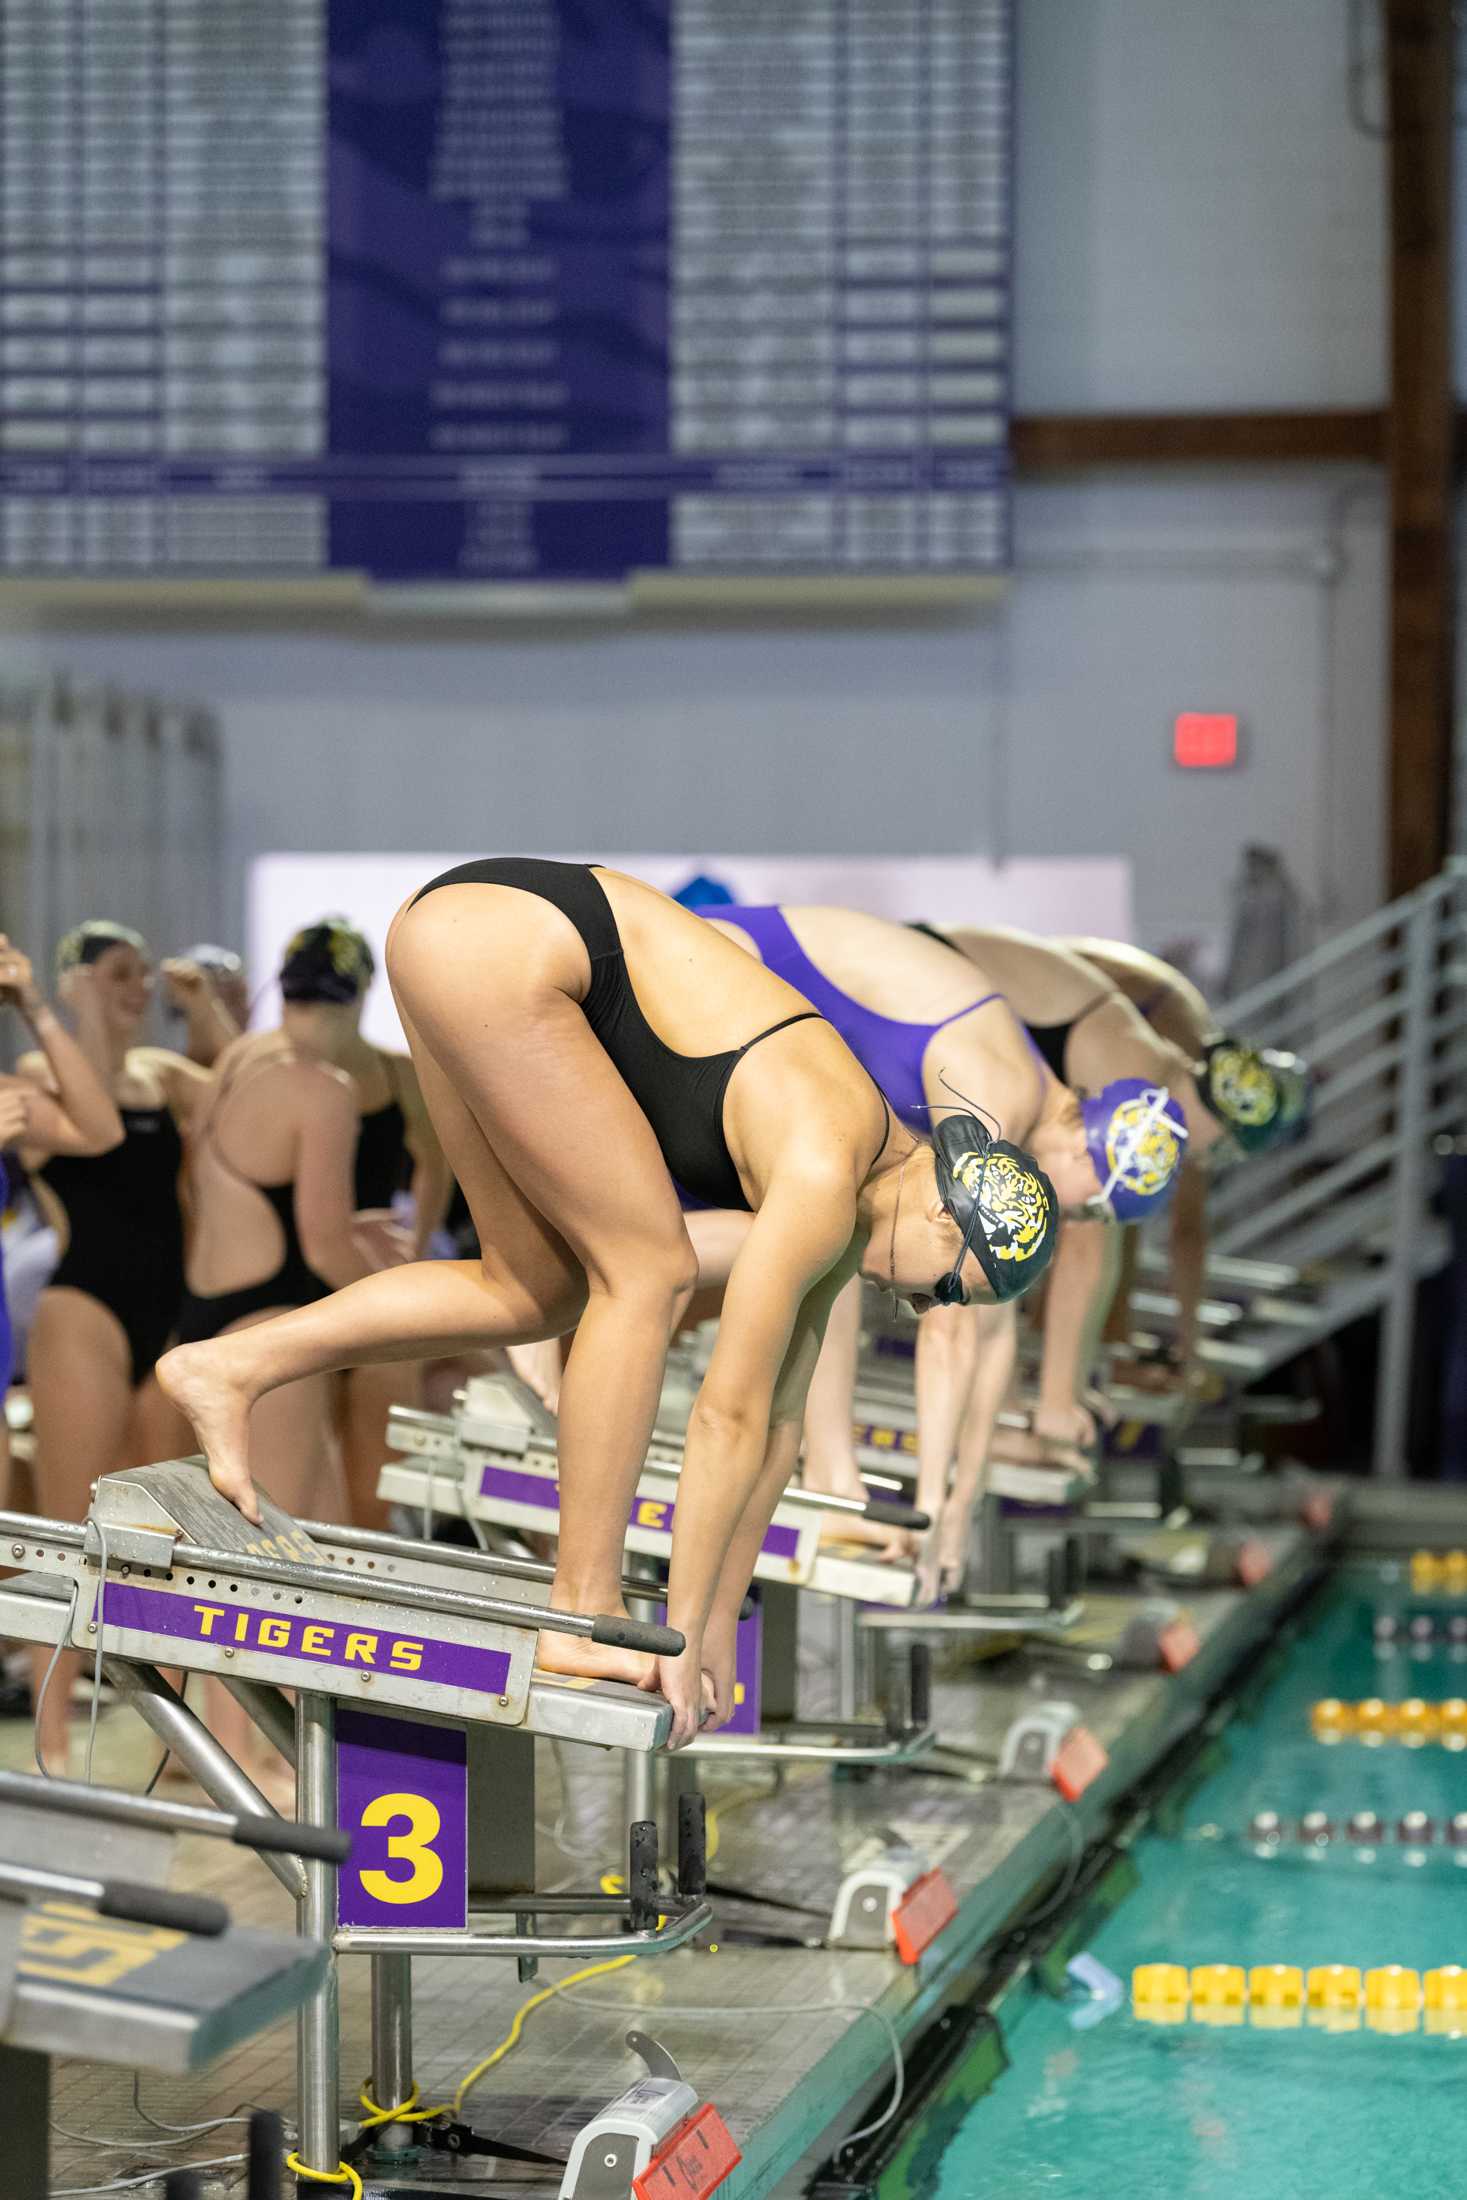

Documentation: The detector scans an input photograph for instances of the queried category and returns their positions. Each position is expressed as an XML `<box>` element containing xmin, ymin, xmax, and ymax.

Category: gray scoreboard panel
<box><xmin>0</xmin><ymin>0</ymin><xmax>1011</xmax><ymax>607</ymax></box>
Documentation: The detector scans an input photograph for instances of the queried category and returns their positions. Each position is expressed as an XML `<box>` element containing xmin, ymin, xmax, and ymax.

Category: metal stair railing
<box><xmin>1201</xmin><ymin>861</ymin><xmax>1467</xmax><ymax>1476</ymax></box>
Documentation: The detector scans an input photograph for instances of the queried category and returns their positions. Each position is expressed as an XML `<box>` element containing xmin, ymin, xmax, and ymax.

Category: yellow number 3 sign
<box><xmin>337</xmin><ymin>1708</ymin><xmax>468</xmax><ymax>1930</ymax></box>
<box><xmin>358</xmin><ymin>1792</ymin><xmax>445</xmax><ymax>1906</ymax></box>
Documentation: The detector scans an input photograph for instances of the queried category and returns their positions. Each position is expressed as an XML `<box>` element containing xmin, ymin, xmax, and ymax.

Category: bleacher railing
<box><xmin>1209</xmin><ymin>860</ymin><xmax>1467</xmax><ymax>1477</ymax></box>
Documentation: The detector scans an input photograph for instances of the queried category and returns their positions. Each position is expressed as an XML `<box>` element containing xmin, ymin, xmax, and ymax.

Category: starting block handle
<box><xmin>233</xmin><ymin>1811</ymin><xmax>350</xmax><ymax>1864</ymax></box>
<box><xmin>96</xmin><ymin>1879</ymin><xmax>230</xmax><ymax>1937</ymax></box>
<box><xmin>629</xmin><ymin>1819</ymin><xmax>660</xmax><ymax>1931</ymax></box>
<box><xmin>595</xmin><ymin>1612</ymin><xmax>683</xmax><ymax>1655</ymax></box>
<box><xmin>676</xmin><ymin>1793</ymin><xmax>707</xmax><ymax>1900</ymax></box>
<box><xmin>864</xmin><ymin>1496</ymin><xmax>929</xmax><ymax>1531</ymax></box>
<box><xmin>0</xmin><ymin>1856</ymin><xmax>229</xmax><ymax>1935</ymax></box>
<box><xmin>908</xmin><ymin>1642</ymin><xmax>932</xmax><ymax>1730</ymax></box>
<box><xmin>247</xmin><ymin>2108</ymin><xmax>284</xmax><ymax>2200</ymax></box>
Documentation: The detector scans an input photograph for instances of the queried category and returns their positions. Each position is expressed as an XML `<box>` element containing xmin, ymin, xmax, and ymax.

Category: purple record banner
<box><xmin>337</xmin><ymin>1708</ymin><xmax>469</xmax><ymax>1930</ymax></box>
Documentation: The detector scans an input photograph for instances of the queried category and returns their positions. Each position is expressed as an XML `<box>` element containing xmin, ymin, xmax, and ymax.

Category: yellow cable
<box><xmin>450</xmin><ymin>1955</ymin><xmax>638</xmax><ymax>2116</ymax></box>
<box><xmin>356</xmin><ymin>2081</ymin><xmax>450</xmax><ymax>2131</ymax></box>
<box><xmin>706</xmin><ymin>1778</ymin><xmax>778</xmax><ymax>1863</ymax></box>
<box><xmin>285</xmin><ymin>2153</ymin><xmax>363</xmax><ymax>2199</ymax></box>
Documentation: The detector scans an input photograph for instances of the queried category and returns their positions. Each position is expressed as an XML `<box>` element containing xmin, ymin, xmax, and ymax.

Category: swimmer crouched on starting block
<box><xmin>687</xmin><ymin>902</ymin><xmax>1184</xmax><ymax>1597</ymax></box>
<box><xmin>1061</xmin><ymin>935</ymin><xmax>1312</xmax><ymax>1386</ymax></box>
<box><xmin>159</xmin><ymin>859</ymin><xmax>1059</xmax><ymax>1747</ymax></box>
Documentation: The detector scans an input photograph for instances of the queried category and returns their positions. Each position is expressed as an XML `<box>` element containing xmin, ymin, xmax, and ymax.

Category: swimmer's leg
<box><xmin>165</xmin><ymin>887</ymin><xmax>697</xmax><ymax>1688</ymax></box>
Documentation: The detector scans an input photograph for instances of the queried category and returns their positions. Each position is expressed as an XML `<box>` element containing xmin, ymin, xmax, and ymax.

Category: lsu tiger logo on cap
<box><xmin>1106</xmin><ymin>1094</ymin><xmax>1182</xmax><ymax>1196</ymax></box>
<box><xmin>1207</xmin><ymin>1043</ymin><xmax>1279</xmax><ymax>1130</ymax></box>
<box><xmin>931</xmin><ymin>1115</ymin><xmax>1059</xmax><ymax>1307</ymax></box>
<box><xmin>1082</xmin><ymin>1080</ymin><xmax>1189</xmax><ymax>1222</ymax></box>
<box><xmin>951</xmin><ymin>1146</ymin><xmax>1052</xmax><ymax>1265</ymax></box>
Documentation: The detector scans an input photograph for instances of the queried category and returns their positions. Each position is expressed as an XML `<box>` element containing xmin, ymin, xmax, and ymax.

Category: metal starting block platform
<box><xmin>0</xmin><ymin>1766</ymin><xmax>337</xmax><ymax>2197</ymax></box>
<box><xmin>0</xmin><ymin>1459</ymin><xmax>719</xmax><ymax>2189</ymax></box>
<box><xmin>384</xmin><ymin>1378</ymin><xmax>937</xmax><ymax>1775</ymax></box>
<box><xmin>386</xmin><ymin>1374</ymin><xmax>926</xmax><ymax>1604</ymax></box>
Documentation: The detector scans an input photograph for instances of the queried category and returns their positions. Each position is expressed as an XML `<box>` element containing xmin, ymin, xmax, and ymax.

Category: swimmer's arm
<box><xmin>946</xmin><ymin>1301</ymin><xmax>1017</xmax><ymax>1516</ymax></box>
<box><xmin>11</xmin><ymin>1010</ymin><xmax>124</xmax><ymax>1161</ymax></box>
<box><xmin>141</xmin><ymin>1048</ymin><xmax>217</xmax><ymax>1135</ymax></box>
<box><xmin>161</xmin><ymin>961</ymin><xmax>240</xmax><ymax>1068</ymax></box>
<box><xmin>703</xmin><ymin>1243</ymin><xmax>865</xmax><ymax>1637</ymax></box>
<box><xmin>293</xmin><ymin>1064</ymin><xmax>375</xmax><ymax>1290</ymax></box>
<box><xmin>1168</xmin><ymin>1158</ymin><xmax>1209</xmax><ymax>1372</ymax></box>
<box><xmin>913</xmin><ymin>1303</ymin><xmax>981</xmax><ymax>1524</ymax></box>
<box><xmin>1035</xmin><ymin>1217</ymin><xmax>1111</xmax><ymax>1429</ymax></box>
<box><xmin>665</xmin><ymin>1176</ymin><xmax>855</xmax><ymax>1648</ymax></box>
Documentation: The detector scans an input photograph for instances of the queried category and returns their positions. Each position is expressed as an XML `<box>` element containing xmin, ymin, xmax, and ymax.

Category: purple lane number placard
<box><xmin>337</xmin><ymin>1708</ymin><xmax>468</xmax><ymax>1930</ymax></box>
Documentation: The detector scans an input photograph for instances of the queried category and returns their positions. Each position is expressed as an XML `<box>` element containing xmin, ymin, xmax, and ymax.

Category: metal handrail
<box><xmin>1219</xmin><ymin>869</ymin><xmax>1463</xmax><ymax>1026</ymax></box>
<box><xmin>1204</xmin><ymin>864</ymin><xmax>1467</xmax><ymax>1473</ymax></box>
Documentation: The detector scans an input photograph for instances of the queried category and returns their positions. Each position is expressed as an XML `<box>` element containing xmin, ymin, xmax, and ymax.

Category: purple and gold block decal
<box><xmin>728</xmin><ymin>1603</ymin><xmax>763</xmax><ymax>1737</ymax></box>
<box><xmin>337</xmin><ymin>1709</ymin><xmax>468</xmax><ymax>1930</ymax></box>
<box><xmin>477</xmin><ymin>1462</ymin><xmax>802</xmax><ymax>1563</ymax></box>
<box><xmin>94</xmin><ymin>1581</ymin><xmax>511</xmax><ymax>1697</ymax></box>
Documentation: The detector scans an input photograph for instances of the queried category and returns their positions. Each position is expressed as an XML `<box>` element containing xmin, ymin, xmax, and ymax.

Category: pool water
<box><xmin>937</xmin><ymin>1568</ymin><xmax>1467</xmax><ymax>2200</ymax></box>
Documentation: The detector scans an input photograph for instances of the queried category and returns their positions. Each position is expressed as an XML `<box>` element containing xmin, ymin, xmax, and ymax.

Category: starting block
<box><xmin>0</xmin><ymin>1461</ymin><xmax>712</xmax><ymax>2185</ymax></box>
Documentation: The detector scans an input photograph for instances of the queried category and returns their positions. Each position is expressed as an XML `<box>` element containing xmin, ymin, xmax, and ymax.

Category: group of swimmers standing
<box><xmin>0</xmin><ymin>915</ymin><xmax>446</xmax><ymax>1770</ymax></box>
<box><xmin>0</xmin><ymin>861</ymin><xmax>1309</xmax><ymax>1759</ymax></box>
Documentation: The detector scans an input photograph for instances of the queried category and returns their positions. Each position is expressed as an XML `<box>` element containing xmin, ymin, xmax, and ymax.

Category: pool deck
<box><xmin>18</xmin><ymin>1500</ymin><xmax>1347</xmax><ymax>2198</ymax></box>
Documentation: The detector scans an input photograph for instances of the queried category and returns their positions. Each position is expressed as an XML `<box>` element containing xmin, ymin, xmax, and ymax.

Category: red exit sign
<box><xmin>1173</xmin><ymin>713</ymin><xmax>1239</xmax><ymax>768</ymax></box>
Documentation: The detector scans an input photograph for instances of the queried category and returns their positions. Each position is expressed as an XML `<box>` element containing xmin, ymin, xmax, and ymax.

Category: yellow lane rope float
<box><xmin>1310</xmin><ymin>1698</ymin><xmax>1467</xmax><ymax>1747</ymax></box>
<box><xmin>1132</xmin><ymin>1963</ymin><xmax>1467</xmax><ymax>2033</ymax></box>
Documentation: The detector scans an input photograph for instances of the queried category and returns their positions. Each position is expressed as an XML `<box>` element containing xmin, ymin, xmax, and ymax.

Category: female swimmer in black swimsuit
<box><xmin>160</xmin><ymin>861</ymin><xmax>1060</xmax><ymax>1748</ymax></box>
<box><xmin>11</xmin><ymin>923</ymin><xmax>204</xmax><ymax>1768</ymax></box>
<box><xmin>278</xmin><ymin>922</ymin><xmax>453</xmax><ymax>1532</ymax></box>
<box><xmin>0</xmin><ymin>934</ymin><xmax>126</xmax><ymax>1515</ymax></box>
<box><xmin>174</xmin><ymin>923</ymin><xmax>406</xmax><ymax>1524</ymax></box>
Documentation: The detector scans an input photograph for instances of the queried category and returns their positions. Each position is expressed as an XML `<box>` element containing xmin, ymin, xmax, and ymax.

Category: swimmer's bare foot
<box><xmin>802</xmin><ymin>1455</ymin><xmax>916</xmax><ymax>1562</ymax></box>
<box><xmin>156</xmin><ymin>1342</ymin><xmax>263</xmax><ymax>1524</ymax></box>
<box><xmin>534</xmin><ymin>1619</ymin><xmax>656</xmax><ymax>1692</ymax></box>
<box><xmin>817</xmin><ymin>1511</ymin><xmax>918</xmax><ymax>1563</ymax></box>
<box><xmin>991</xmin><ymin>1424</ymin><xmax>1096</xmax><ymax>1481</ymax></box>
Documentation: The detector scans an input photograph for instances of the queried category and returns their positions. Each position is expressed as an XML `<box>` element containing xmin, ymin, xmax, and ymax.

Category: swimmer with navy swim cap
<box><xmin>279</xmin><ymin>917</ymin><xmax>375</xmax><ymax>1005</ymax></box>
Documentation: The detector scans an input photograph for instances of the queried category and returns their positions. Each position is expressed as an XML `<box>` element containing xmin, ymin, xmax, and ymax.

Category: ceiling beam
<box><xmin>1012</xmin><ymin>409</ymin><xmax>1388</xmax><ymax>470</ymax></box>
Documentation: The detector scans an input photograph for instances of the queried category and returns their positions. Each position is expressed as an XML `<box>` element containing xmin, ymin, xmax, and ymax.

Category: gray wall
<box><xmin>0</xmin><ymin>0</ymin><xmax>1426</xmax><ymax>954</ymax></box>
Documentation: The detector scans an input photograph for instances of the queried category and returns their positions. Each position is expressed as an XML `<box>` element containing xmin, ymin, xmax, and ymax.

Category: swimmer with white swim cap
<box><xmin>696</xmin><ymin>904</ymin><xmax>1187</xmax><ymax>1599</ymax></box>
